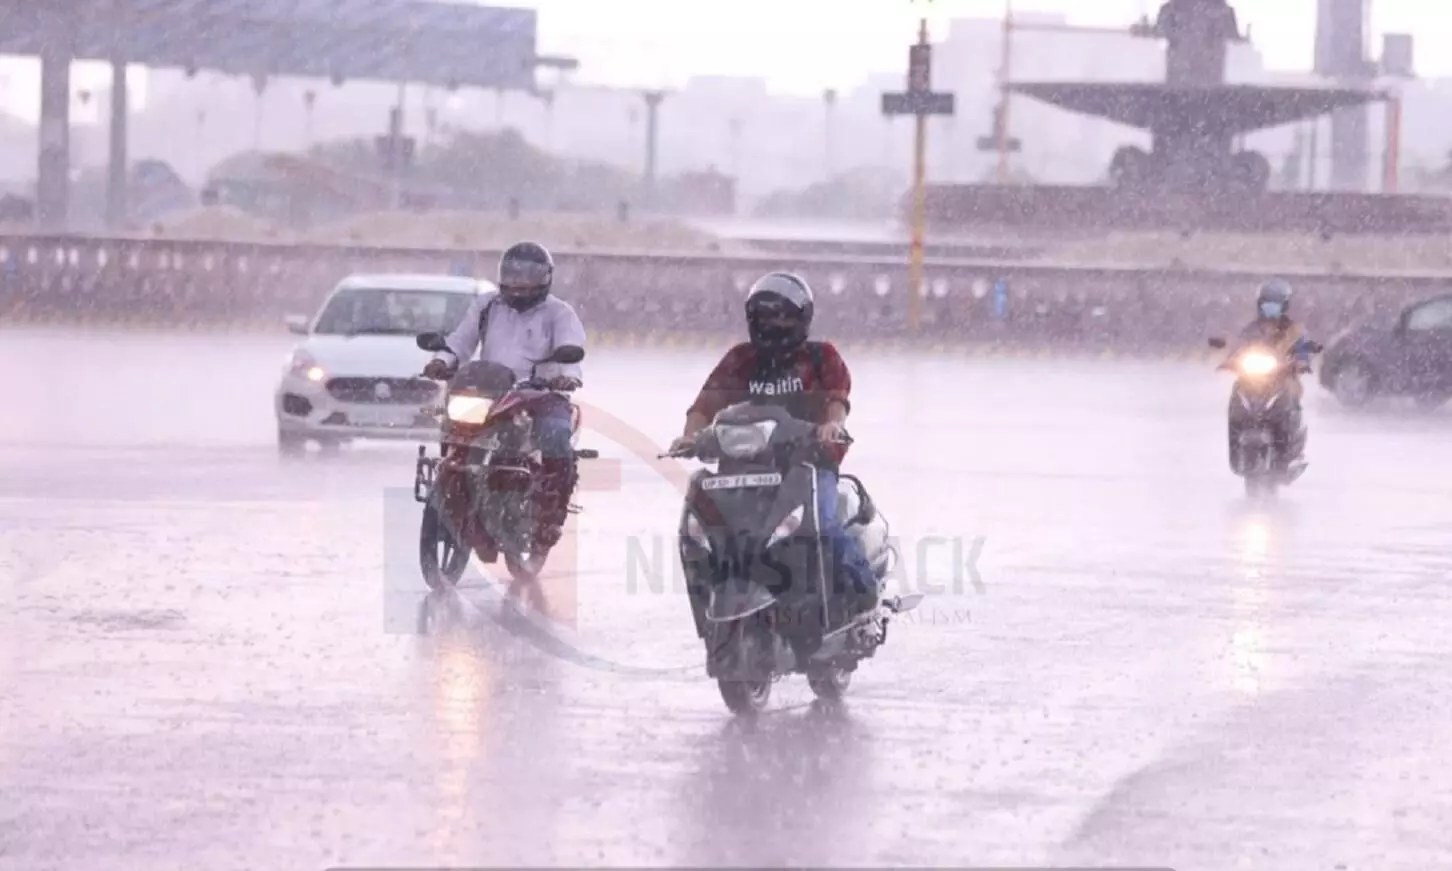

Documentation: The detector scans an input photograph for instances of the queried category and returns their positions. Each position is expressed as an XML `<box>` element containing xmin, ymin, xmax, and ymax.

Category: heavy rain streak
<box><xmin>6</xmin><ymin>0</ymin><xmax>1452</xmax><ymax>869</ymax></box>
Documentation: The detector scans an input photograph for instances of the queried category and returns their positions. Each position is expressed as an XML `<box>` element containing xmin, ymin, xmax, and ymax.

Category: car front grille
<box><xmin>326</xmin><ymin>377</ymin><xmax>438</xmax><ymax>405</ymax></box>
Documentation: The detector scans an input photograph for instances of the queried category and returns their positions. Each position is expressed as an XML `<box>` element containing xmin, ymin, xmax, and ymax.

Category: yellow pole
<box><xmin>996</xmin><ymin>0</ymin><xmax>1013</xmax><ymax>182</ymax></box>
<box><xmin>908</xmin><ymin>17</ymin><xmax>928</xmax><ymax>331</ymax></box>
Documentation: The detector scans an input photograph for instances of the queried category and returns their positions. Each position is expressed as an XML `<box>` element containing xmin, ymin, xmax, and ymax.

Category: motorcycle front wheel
<box><xmin>504</xmin><ymin>550</ymin><xmax>548</xmax><ymax>584</ymax></box>
<box><xmin>419</xmin><ymin>498</ymin><xmax>471</xmax><ymax>590</ymax></box>
<box><xmin>1244</xmin><ymin>475</ymin><xmax>1278</xmax><ymax>499</ymax></box>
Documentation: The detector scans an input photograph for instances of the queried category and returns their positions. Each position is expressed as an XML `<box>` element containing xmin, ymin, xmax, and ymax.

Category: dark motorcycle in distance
<box><xmin>664</xmin><ymin>402</ymin><xmax>922</xmax><ymax>715</ymax></box>
<box><xmin>1209</xmin><ymin>335</ymin><xmax>1322</xmax><ymax>499</ymax></box>
<box><xmin>412</xmin><ymin>331</ymin><xmax>598</xmax><ymax>594</ymax></box>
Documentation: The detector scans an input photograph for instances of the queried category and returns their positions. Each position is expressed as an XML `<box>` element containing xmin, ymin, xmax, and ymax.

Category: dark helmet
<box><xmin>497</xmin><ymin>241</ymin><xmax>554</xmax><ymax>312</ymax></box>
<box><xmin>745</xmin><ymin>272</ymin><xmax>814</xmax><ymax>357</ymax></box>
<box><xmin>1256</xmin><ymin>278</ymin><xmax>1293</xmax><ymax>321</ymax></box>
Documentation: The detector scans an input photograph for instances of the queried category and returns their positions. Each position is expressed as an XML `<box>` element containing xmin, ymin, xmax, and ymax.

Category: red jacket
<box><xmin>686</xmin><ymin>341</ymin><xmax>853</xmax><ymax>465</ymax></box>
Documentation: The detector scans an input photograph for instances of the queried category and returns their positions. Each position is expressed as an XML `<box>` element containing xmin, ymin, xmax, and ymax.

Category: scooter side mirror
<box><xmin>1208</xmin><ymin>337</ymin><xmax>1227</xmax><ymax>349</ymax></box>
<box><xmin>416</xmin><ymin>332</ymin><xmax>448</xmax><ymax>352</ymax></box>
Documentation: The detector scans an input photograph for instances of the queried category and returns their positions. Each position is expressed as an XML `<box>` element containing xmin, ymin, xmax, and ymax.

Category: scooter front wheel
<box><xmin>806</xmin><ymin>665</ymin><xmax>852</xmax><ymax>701</ymax></box>
<box><xmin>713</xmin><ymin>622</ymin><xmax>773</xmax><ymax>716</ymax></box>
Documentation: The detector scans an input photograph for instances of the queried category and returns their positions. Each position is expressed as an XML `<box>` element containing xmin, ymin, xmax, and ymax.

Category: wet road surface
<box><xmin>5</xmin><ymin>327</ymin><xmax>1452</xmax><ymax>870</ymax></box>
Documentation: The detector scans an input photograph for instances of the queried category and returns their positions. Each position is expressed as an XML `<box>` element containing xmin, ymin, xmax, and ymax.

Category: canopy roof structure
<box><xmin>0</xmin><ymin>0</ymin><xmax>560</xmax><ymax>91</ymax></box>
<box><xmin>1009</xmin><ymin>82</ymin><xmax>1382</xmax><ymax>137</ymax></box>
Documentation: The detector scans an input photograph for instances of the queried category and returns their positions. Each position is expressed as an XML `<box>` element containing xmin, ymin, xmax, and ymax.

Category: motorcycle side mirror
<box><xmin>416</xmin><ymin>332</ymin><xmax>448</xmax><ymax>352</ymax></box>
<box><xmin>1208</xmin><ymin>337</ymin><xmax>1227</xmax><ymax>349</ymax></box>
<box><xmin>1305</xmin><ymin>340</ymin><xmax>1324</xmax><ymax>354</ymax></box>
<box><xmin>543</xmin><ymin>344</ymin><xmax>585</xmax><ymax>365</ymax></box>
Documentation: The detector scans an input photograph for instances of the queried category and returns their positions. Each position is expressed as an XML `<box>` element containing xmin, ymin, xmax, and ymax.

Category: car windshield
<box><xmin>311</xmin><ymin>287</ymin><xmax>474</xmax><ymax>336</ymax></box>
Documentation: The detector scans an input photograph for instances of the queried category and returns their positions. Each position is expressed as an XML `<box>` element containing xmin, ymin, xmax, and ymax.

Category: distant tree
<box><xmin>298</xmin><ymin>128</ymin><xmax>645</xmax><ymax>212</ymax></box>
<box><xmin>753</xmin><ymin>167</ymin><xmax>902</xmax><ymax>220</ymax></box>
<box><xmin>1403</xmin><ymin>147</ymin><xmax>1452</xmax><ymax>193</ymax></box>
<box><xmin>306</xmin><ymin>138</ymin><xmax>380</xmax><ymax>175</ymax></box>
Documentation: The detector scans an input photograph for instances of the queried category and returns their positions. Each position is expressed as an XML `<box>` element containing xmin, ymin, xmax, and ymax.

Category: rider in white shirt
<box><xmin>423</xmin><ymin>242</ymin><xmax>586</xmax><ymax>551</ymax></box>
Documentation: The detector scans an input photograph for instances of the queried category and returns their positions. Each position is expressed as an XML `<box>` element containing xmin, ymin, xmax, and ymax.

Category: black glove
<box><xmin>423</xmin><ymin>359</ymin><xmax>452</xmax><ymax>380</ymax></box>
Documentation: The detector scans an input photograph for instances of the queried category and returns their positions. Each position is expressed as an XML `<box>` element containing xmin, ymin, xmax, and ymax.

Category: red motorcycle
<box><xmin>412</xmin><ymin>332</ymin><xmax>597</xmax><ymax>594</ymax></box>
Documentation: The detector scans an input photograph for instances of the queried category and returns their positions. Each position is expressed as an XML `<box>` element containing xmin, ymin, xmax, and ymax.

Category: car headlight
<box><xmin>286</xmin><ymin>350</ymin><xmax>325</xmax><ymax>382</ymax></box>
<box><xmin>766</xmin><ymin>506</ymin><xmax>804</xmax><ymax>547</ymax></box>
<box><xmin>1239</xmin><ymin>352</ymin><xmax>1278</xmax><ymax>377</ymax></box>
<box><xmin>715</xmin><ymin>421</ymin><xmax>777</xmax><ymax>458</ymax></box>
<box><xmin>446</xmin><ymin>395</ymin><xmax>493</xmax><ymax>424</ymax></box>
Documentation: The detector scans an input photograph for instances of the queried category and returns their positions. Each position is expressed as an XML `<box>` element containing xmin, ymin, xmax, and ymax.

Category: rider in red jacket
<box><xmin>670</xmin><ymin>271</ymin><xmax>878</xmax><ymax>618</ymax></box>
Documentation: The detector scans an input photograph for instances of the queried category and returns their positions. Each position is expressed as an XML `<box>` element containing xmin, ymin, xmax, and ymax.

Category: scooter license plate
<box><xmin>701</xmin><ymin>472</ymin><xmax>783</xmax><ymax>490</ymax></box>
<box><xmin>1240</xmin><ymin>429</ymin><xmax>1273</xmax><ymax>447</ymax></box>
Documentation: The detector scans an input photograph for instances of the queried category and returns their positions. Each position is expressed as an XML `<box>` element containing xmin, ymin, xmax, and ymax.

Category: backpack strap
<box><xmin>477</xmin><ymin>295</ymin><xmax>498</xmax><ymax>340</ymax></box>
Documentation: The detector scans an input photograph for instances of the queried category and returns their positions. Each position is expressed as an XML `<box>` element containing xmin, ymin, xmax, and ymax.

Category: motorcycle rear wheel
<box><xmin>419</xmin><ymin>500</ymin><xmax>471</xmax><ymax>590</ymax></box>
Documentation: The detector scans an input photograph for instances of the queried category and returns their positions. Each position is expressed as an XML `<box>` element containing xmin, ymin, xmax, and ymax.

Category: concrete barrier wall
<box><xmin>2</xmin><ymin>235</ymin><xmax>1448</xmax><ymax>353</ymax></box>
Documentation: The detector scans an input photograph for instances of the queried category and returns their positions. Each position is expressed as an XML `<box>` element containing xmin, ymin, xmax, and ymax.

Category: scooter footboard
<box><xmin>705</xmin><ymin>578</ymin><xmax>778</xmax><ymax>623</ymax></box>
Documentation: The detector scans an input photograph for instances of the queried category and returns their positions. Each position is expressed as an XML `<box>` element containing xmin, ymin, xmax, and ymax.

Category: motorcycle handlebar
<box><xmin>660</xmin><ymin>432</ymin><xmax>853</xmax><ymax>460</ymax></box>
<box><xmin>417</xmin><ymin>370</ymin><xmax>578</xmax><ymax>394</ymax></box>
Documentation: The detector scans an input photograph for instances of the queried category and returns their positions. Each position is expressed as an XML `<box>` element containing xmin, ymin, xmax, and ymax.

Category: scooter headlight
<box><xmin>766</xmin><ymin>505</ymin><xmax>804</xmax><ymax>548</ymax></box>
<box><xmin>1239</xmin><ymin>351</ymin><xmax>1279</xmax><ymax>377</ymax></box>
<box><xmin>446</xmin><ymin>395</ymin><xmax>492</xmax><ymax>424</ymax></box>
<box><xmin>715</xmin><ymin>421</ymin><xmax>777</xmax><ymax>459</ymax></box>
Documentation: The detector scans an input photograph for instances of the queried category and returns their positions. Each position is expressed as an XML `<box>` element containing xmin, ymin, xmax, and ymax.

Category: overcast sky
<box><xmin>0</xmin><ymin>0</ymin><xmax>1444</xmax><ymax>121</ymax></box>
<box><xmin>526</xmin><ymin>0</ymin><xmax>1447</xmax><ymax>92</ymax></box>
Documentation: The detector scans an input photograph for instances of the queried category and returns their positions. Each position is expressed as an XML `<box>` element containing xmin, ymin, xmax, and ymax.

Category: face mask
<box><xmin>1259</xmin><ymin>301</ymin><xmax>1284</xmax><ymax>319</ymax></box>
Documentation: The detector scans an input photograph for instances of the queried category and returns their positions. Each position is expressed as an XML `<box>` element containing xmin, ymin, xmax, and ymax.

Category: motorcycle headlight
<box><xmin>715</xmin><ymin>421</ymin><xmax>777</xmax><ymax>459</ymax></box>
<box><xmin>1239</xmin><ymin>352</ymin><xmax>1278</xmax><ymax>377</ymax></box>
<box><xmin>446</xmin><ymin>395</ymin><xmax>492</xmax><ymax>424</ymax></box>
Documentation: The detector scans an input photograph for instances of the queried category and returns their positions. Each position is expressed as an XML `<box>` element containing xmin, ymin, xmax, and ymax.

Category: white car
<box><xmin>274</xmin><ymin>273</ymin><xmax>494</xmax><ymax>455</ymax></box>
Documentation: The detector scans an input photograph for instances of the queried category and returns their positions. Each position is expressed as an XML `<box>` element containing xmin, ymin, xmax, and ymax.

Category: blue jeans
<box><xmin>531</xmin><ymin>395</ymin><xmax>575</xmax><ymax>458</ymax></box>
<box><xmin>529</xmin><ymin>395</ymin><xmax>577</xmax><ymax>546</ymax></box>
<box><xmin>816</xmin><ymin>468</ymin><xmax>878</xmax><ymax>608</ymax></box>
